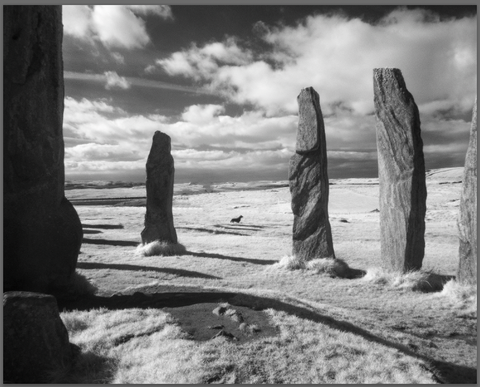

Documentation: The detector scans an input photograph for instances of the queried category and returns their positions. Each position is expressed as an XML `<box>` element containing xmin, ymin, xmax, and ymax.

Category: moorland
<box><xmin>57</xmin><ymin>167</ymin><xmax>476</xmax><ymax>384</ymax></box>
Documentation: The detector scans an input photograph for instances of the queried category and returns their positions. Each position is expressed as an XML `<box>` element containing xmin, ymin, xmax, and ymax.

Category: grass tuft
<box><xmin>439</xmin><ymin>279</ymin><xmax>477</xmax><ymax>318</ymax></box>
<box><xmin>70</xmin><ymin>272</ymin><xmax>98</xmax><ymax>296</ymax></box>
<box><xmin>135</xmin><ymin>240</ymin><xmax>186</xmax><ymax>257</ymax></box>
<box><xmin>305</xmin><ymin>258</ymin><xmax>350</xmax><ymax>277</ymax></box>
<box><xmin>272</xmin><ymin>255</ymin><xmax>305</xmax><ymax>270</ymax></box>
<box><xmin>272</xmin><ymin>256</ymin><xmax>362</xmax><ymax>279</ymax></box>
<box><xmin>362</xmin><ymin>268</ymin><xmax>449</xmax><ymax>292</ymax></box>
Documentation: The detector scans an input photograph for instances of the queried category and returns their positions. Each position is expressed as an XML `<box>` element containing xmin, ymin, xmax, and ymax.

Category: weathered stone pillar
<box><xmin>4</xmin><ymin>6</ymin><xmax>83</xmax><ymax>293</ymax></box>
<box><xmin>4</xmin><ymin>292</ymin><xmax>79</xmax><ymax>383</ymax></box>
<box><xmin>373</xmin><ymin>68</ymin><xmax>427</xmax><ymax>272</ymax></box>
<box><xmin>457</xmin><ymin>98</ymin><xmax>477</xmax><ymax>285</ymax></box>
<box><xmin>141</xmin><ymin>131</ymin><xmax>178</xmax><ymax>245</ymax></box>
<box><xmin>289</xmin><ymin>87</ymin><xmax>335</xmax><ymax>261</ymax></box>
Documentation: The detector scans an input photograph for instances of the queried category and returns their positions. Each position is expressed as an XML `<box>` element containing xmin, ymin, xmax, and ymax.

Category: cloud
<box><xmin>156</xmin><ymin>8</ymin><xmax>476</xmax><ymax>117</ymax></box>
<box><xmin>126</xmin><ymin>5</ymin><xmax>173</xmax><ymax>19</ymax></box>
<box><xmin>63</xmin><ymin>5</ymin><xmax>173</xmax><ymax>49</ymax></box>
<box><xmin>63</xmin><ymin>97</ymin><xmax>474</xmax><ymax>182</ymax></box>
<box><xmin>157</xmin><ymin>37</ymin><xmax>253</xmax><ymax>81</ymax></box>
<box><xmin>62</xmin><ymin>5</ymin><xmax>93</xmax><ymax>40</ymax></box>
<box><xmin>111</xmin><ymin>52</ymin><xmax>125</xmax><ymax>64</ymax></box>
<box><xmin>63</xmin><ymin>97</ymin><xmax>299</xmax><ymax>179</ymax></box>
<box><xmin>64</xmin><ymin>71</ymin><xmax>213</xmax><ymax>95</ymax></box>
<box><xmin>104</xmin><ymin>71</ymin><xmax>131</xmax><ymax>90</ymax></box>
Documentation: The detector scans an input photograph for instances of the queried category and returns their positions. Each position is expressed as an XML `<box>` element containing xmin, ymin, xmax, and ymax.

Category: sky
<box><xmin>62</xmin><ymin>5</ymin><xmax>477</xmax><ymax>183</ymax></box>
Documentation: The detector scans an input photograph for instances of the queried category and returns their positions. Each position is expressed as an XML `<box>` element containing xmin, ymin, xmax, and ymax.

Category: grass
<box><xmin>272</xmin><ymin>255</ymin><xmax>362</xmax><ymax>278</ymax></box>
<box><xmin>438</xmin><ymin>279</ymin><xmax>477</xmax><ymax>318</ymax></box>
<box><xmin>362</xmin><ymin>268</ymin><xmax>451</xmax><ymax>292</ymax></box>
<box><xmin>135</xmin><ymin>240</ymin><xmax>186</xmax><ymax>257</ymax></box>
<box><xmin>61</xmin><ymin>176</ymin><xmax>476</xmax><ymax>384</ymax></box>
<box><xmin>69</xmin><ymin>271</ymin><xmax>98</xmax><ymax>296</ymax></box>
<box><xmin>59</xmin><ymin>306</ymin><xmax>435</xmax><ymax>384</ymax></box>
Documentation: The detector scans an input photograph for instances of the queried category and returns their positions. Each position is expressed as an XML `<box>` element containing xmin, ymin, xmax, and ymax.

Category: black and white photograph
<box><xmin>3</xmin><ymin>4</ymin><xmax>477</xmax><ymax>384</ymax></box>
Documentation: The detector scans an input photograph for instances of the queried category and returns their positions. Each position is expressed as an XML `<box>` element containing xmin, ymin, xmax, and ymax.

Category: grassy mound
<box><xmin>135</xmin><ymin>240</ymin><xmax>186</xmax><ymax>257</ymax></box>
<box><xmin>362</xmin><ymin>268</ymin><xmax>451</xmax><ymax>292</ymax></box>
<box><xmin>272</xmin><ymin>256</ymin><xmax>364</xmax><ymax>279</ymax></box>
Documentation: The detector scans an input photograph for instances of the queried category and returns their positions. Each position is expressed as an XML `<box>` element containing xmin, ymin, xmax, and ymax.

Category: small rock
<box><xmin>207</xmin><ymin>325</ymin><xmax>224</xmax><ymax>330</ymax></box>
<box><xmin>211</xmin><ymin>330</ymin><xmax>237</xmax><ymax>341</ymax></box>
<box><xmin>225</xmin><ymin>308</ymin><xmax>244</xmax><ymax>323</ymax></box>
<box><xmin>213</xmin><ymin>306</ymin><xmax>227</xmax><ymax>316</ymax></box>
<box><xmin>248</xmin><ymin>324</ymin><xmax>261</xmax><ymax>333</ymax></box>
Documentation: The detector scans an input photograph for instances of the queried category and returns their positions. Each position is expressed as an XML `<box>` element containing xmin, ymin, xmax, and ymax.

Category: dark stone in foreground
<box><xmin>3</xmin><ymin>292</ymin><xmax>78</xmax><ymax>383</ymax></box>
<box><xmin>457</xmin><ymin>98</ymin><xmax>477</xmax><ymax>285</ymax></box>
<box><xmin>374</xmin><ymin>68</ymin><xmax>427</xmax><ymax>272</ymax></box>
<box><xmin>141</xmin><ymin>131</ymin><xmax>178</xmax><ymax>245</ymax></box>
<box><xmin>289</xmin><ymin>87</ymin><xmax>335</xmax><ymax>260</ymax></box>
<box><xmin>4</xmin><ymin>6</ymin><xmax>82</xmax><ymax>293</ymax></box>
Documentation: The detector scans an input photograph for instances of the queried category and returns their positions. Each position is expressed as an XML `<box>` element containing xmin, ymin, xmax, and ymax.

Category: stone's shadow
<box><xmin>82</xmin><ymin>224</ymin><xmax>124</xmax><ymax>229</ymax></box>
<box><xmin>218</xmin><ymin>226</ymin><xmax>261</xmax><ymax>232</ymax></box>
<box><xmin>177</xmin><ymin>226</ymin><xmax>246</xmax><ymax>236</ymax></box>
<box><xmin>82</xmin><ymin>230</ymin><xmax>102</xmax><ymax>235</ymax></box>
<box><xmin>82</xmin><ymin>238</ymin><xmax>138</xmax><ymax>247</ymax></box>
<box><xmin>186</xmin><ymin>251</ymin><xmax>277</xmax><ymax>266</ymax></box>
<box><xmin>53</xmin><ymin>350</ymin><xmax>117</xmax><ymax>384</ymax></box>
<box><xmin>57</xmin><ymin>290</ymin><xmax>476</xmax><ymax>384</ymax></box>
<box><xmin>413</xmin><ymin>273</ymin><xmax>455</xmax><ymax>293</ymax></box>
<box><xmin>338</xmin><ymin>267</ymin><xmax>366</xmax><ymax>279</ymax></box>
<box><xmin>76</xmin><ymin>262</ymin><xmax>221</xmax><ymax>279</ymax></box>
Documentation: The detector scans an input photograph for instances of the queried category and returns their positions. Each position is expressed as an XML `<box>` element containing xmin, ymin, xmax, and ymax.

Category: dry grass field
<box><xmin>57</xmin><ymin>167</ymin><xmax>476</xmax><ymax>384</ymax></box>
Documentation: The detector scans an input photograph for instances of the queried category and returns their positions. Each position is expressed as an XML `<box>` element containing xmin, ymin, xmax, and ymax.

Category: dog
<box><xmin>230</xmin><ymin>215</ymin><xmax>243</xmax><ymax>223</ymax></box>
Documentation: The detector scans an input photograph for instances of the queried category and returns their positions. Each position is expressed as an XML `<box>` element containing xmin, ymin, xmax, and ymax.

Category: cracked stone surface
<box><xmin>4</xmin><ymin>5</ymin><xmax>82</xmax><ymax>293</ymax></box>
<box><xmin>457</xmin><ymin>98</ymin><xmax>477</xmax><ymax>285</ymax></box>
<box><xmin>289</xmin><ymin>87</ymin><xmax>335</xmax><ymax>261</ymax></box>
<box><xmin>141</xmin><ymin>131</ymin><xmax>178</xmax><ymax>245</ymax></box>
<box><xmin>373</xmin><ymin>68</ymin><xmax>427</xmax><ymax>272</ymax></box>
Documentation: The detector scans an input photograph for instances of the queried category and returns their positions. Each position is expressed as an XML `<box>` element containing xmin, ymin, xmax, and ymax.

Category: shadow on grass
<box><xmin>177</xmin><ymin>226</ymin><xmax>247</xmax><ymax>236</ymax></box>
<box><xmin>218</xmin><ymin>226</ymin><xmax>262</xmax><ymax>232</ymax></box>
<box><xmin>82</xmin><ymin>238</ymin><xmax>138</xmax><ymax>247</ymax></box>
<box><xmin>82</xmin><ymin>230</ymin><xmax>103</xmax><ymax>235</ymax></box>
<box><xmin>82</xmin><ymin>223</ymin><xmax>124</xmax><ymax>229</ymax></box>
<box><xmin>186</xmin><ymin>251</ymin><xmax>277</xmax><ymax>266</ymax></box>
<box><xmin>414</xmin><ymin>273</ymin><xmax>455</xmax><ymax>293</ymax></box>
<box><xmin>58</xmin><ymin>290</ymin><xmax>476</xmax><ymax>385</ymax></box>
<box><xmin>54</xmin><ymin>350</ymin><xmax>117</xmax><ymax>384</ymax></box>
<box><xmin>76</xmin><ymin>262</ymin><xmax>221</xmax><ymax>279</ymax></box>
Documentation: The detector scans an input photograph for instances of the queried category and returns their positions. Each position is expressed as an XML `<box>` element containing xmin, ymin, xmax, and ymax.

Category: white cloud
<box><xmin>126</xmin><ymin>5</ymin><xmax>173</xmax><ymax>19</ymax></box>
<box><xmin>104</xmin><ymin>71</ymin><xmax>131</xmax><ymax>90</ymax></box>
<box><xmin>63</xmin><ymin>5</ymin><xmax>173</xmax><ymax>50</ymax></box>
<box><xmin>62</xmin><ymin>5</ymin><xmax>93</xmax><ymax>40</ymax></box>
<box><xmin>63</xmin><ymin>97</ymin><xmax>298</xmax><ymax>177</ymax></box>
<box><xmin>156</xmin><ymin>8</ymin><xmax>476</xmax><ymax>117</ymax></box>
<box><xmin>111</xmin><ymin>52</ymin><xmax>125</xmax><ymax>64</ymax></box>
<box><xmin>181</xmin><ymin>104</ymin><xmax>225</xmax><ymax>124</ymax></box>
<box><xmin>157</xmin><ymin>37</ymin><xmax>253</xmax><ymax>81</ymax></box>
<box><xmin>91</xmin><ymin>5</ymin><xmax>150</xmax><ymax>49</ymax></box>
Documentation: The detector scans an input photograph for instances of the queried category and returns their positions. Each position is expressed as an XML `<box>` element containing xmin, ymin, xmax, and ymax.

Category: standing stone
<box><xmin>289</xmin><ymin>87</ymin><xmax>335</xmax><ymax>261</ymax></box>
<box><xmin>141</xmin><ymin>131</ymin><xmax>178</xmax><ymax>245</ymax></box>
<box><xmin>373</xmin><ymin>68</ymin><xmax>427</xmax><ymax>272</ymax></box>
<box><xmin>457</xmin><ymin>98</ymin><xmax>477</xmax><ymax>285</ymax></box>
<box><xmin>4</xmin><ymin>6</ymin><xmax>83</xmax><ymax>293</ymax></box>
<box><xmin>4</xmin><ymin>292</ymin><xmax>79</xmax><ymax>383</ymax></box>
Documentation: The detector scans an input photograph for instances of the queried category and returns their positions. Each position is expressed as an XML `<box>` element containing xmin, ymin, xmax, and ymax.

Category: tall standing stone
<box><xmin>141</xmin><ymin>131</ymin><xmax>178</xmax><ymax>245</ymax></box>
<box><xmin>373</xmin><ymin>68</ymin><xmax>427</xmax><ymax>272</ymax></box>
<box><xmin>289</xmin><ymin>87</ymin><xmax>335</xmax><ymax>261</ymax></box>
<box><xmin>457</xmin><ymin>98</ymin><xmax>477</xmax><ymax>285</ymax></box>
<box><xmin>4</xmin><ymin>6</ymin><xmax>83</xmax><ymax>293</ymax></box>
